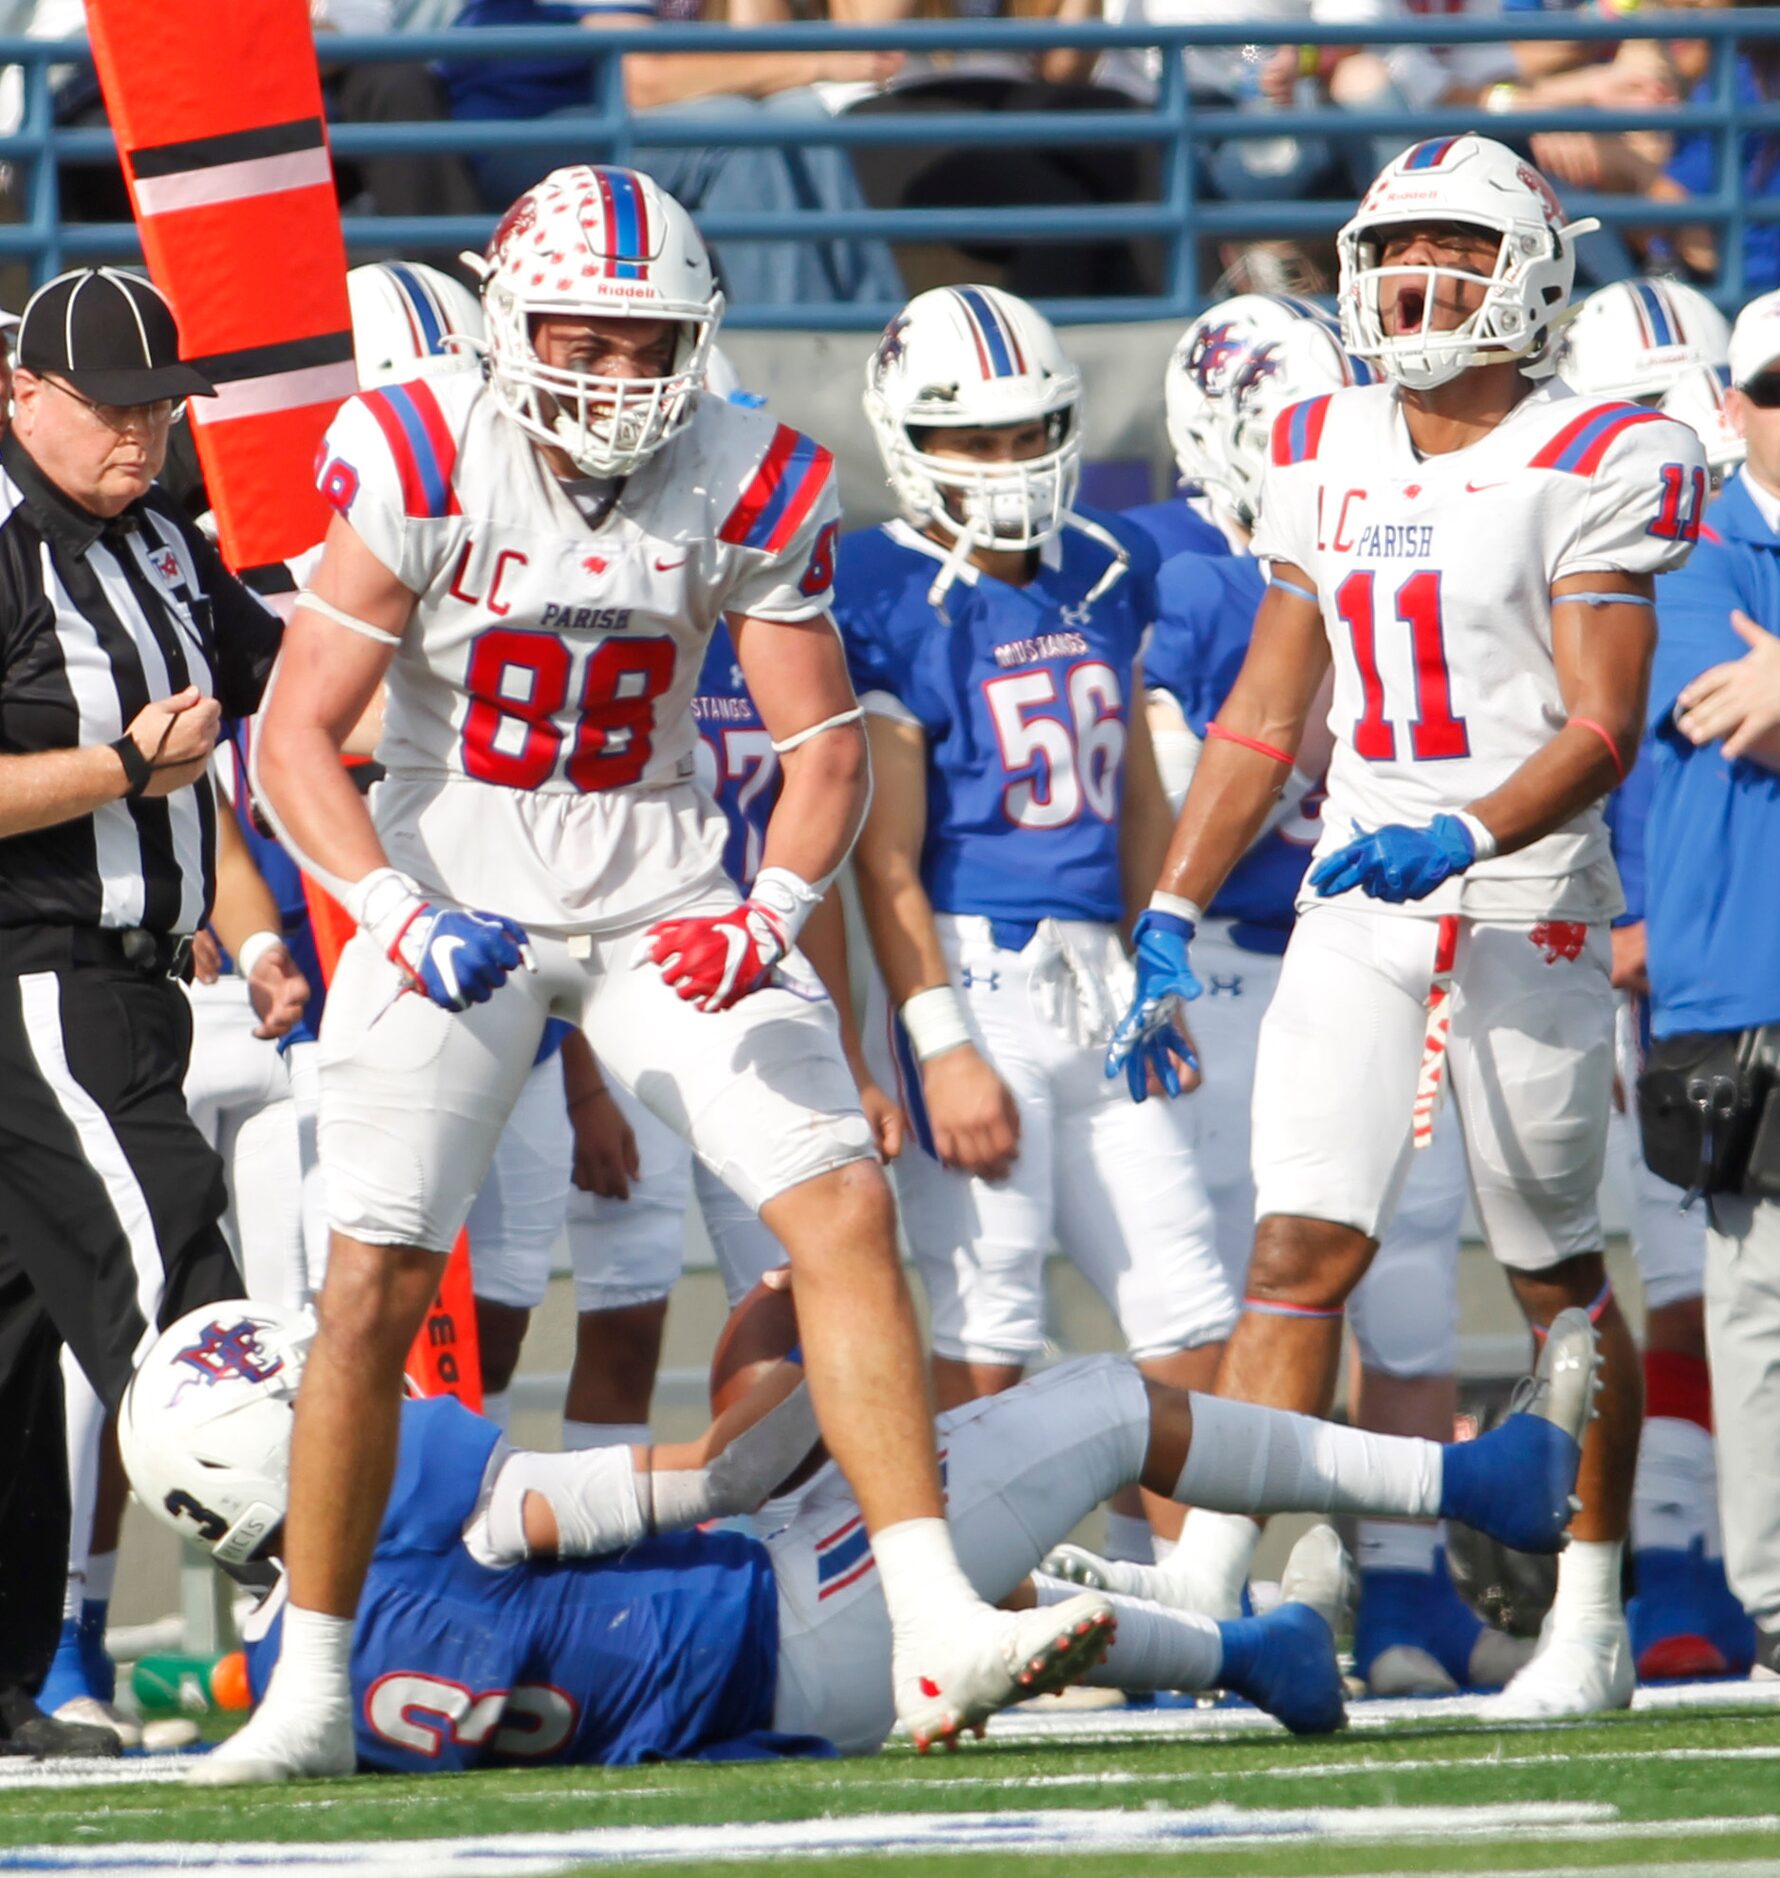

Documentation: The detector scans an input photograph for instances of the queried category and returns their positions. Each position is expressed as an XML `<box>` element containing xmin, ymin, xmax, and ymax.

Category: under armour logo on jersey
<box><xmin>172</xmin><ymin>1320</ymin><xmax>286</xmax><ymax>1393</ymax></box>
<box><xmin>1529</xmin><ymin>921</ymin><xmax>1588</xmax><ymax>965</ymax></box>
<box><xmin>1059</xmin><ymin>602</ymin><xmax>1093</xmax><ymax>629</ymax></box>
<box><xmin>1206</xmin><ymin>974</ymin><xmax>1245</xmax><ymax>998</ymax></box>
<box><xmin>959</xmin><ymin>967</ymin><xmax>1001</xmax><ymax>992</ymax></box>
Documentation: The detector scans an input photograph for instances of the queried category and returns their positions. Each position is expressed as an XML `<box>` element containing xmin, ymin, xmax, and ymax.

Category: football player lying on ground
<box><xmin>120</xmin><ymin>1300</ymin><xmax>1599</xmax><ymax>1769</ymax></box>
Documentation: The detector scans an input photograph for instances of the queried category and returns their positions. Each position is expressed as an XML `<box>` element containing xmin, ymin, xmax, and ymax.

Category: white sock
<box><xmin>563</xmin><ymin>1419</ymin><xmax>652</xmax><ymax>1452</ymax></box>
<box><xmin>1632</xmin><ymin>1417</ymin><xmax>1715</xmax><ymax>1555</ymax></box>
<box><xmin>61</xmin><ymin>1571</ymin><xmax>83</xmax><ymax>1624</ymax></box>
<box><xmin>1152</xmin><ymin>1533</ymin><xmax>1177</xmax><ymax>1567</ymax></box>
<box><xmin>480</xmin><ymin>1389</ymin><xmax>511</xmax><ymax>1434</ymax></box>
<box><xmin>872</xmin><ymin>1517</ymin><xmax>983</xmax><ymax>1652</ymax></box>
<box><xmin>1033</xmin><ymin>1571</ymin><xmax>1223</xmax><ymax>1692</ymax></box>
<box><xmin>1357</xmin><ymin>1518</ymin><xmax>1440</xmax><ymax>1576</ymax></box>
<box><xmin>1103</xmin><ymin>1510</ymin><xmax>1155</xmax><ymax>1567</ymax></box>
<box><xmin>1175</xmin><ymin>1394</ymin><xmax>1442</xmax><ymax>1520</ymax></box>
<box><xmin>1162</xmin><ymin>1508</ymin><xmax>1261</xmax><ymax>1615</ymax></box>
<box><xmin>266</xmin><ymin>1606</ymin><xmax>355</xmax><ymax>1711</ymax></box>
<box><xmin>1552</xmin><ymin>1537</ymin><xmax>1625</xmax><ymax>1629</ymax></box>
<box><xmin>84</xmin><ymin>1550</ymin><xmax>117</xmax><ymax>1606</ymax></box>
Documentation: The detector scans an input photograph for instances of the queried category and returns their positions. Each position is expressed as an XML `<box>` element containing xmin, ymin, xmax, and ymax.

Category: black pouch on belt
<box><xmin>1638</xmin><ymin>1027</ymin><xmax>1772</xmax><ymax>1206</ymax></box>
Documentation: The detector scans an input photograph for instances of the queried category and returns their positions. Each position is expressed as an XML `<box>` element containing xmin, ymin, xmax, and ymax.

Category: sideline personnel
<box><xmin>1645</xmin><ymin>289</ymin><xmax>1780</xmax><ymax>1677</ymax></box>
<box><xmin>0</xmin><ymin>268</ymin><xmax>283</xmax><ymax>1754</ymax></box>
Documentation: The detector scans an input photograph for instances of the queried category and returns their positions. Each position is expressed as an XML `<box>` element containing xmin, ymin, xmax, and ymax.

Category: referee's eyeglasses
<box><xmin>42</xmin><ymin>375</ymin><xmax>186</xmax><ymax>434</ymax></box>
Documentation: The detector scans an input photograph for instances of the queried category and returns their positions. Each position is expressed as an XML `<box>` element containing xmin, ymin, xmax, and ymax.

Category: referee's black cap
<box><xmin>18</xmin><ymin>268</ymin><xmax>216</xmax><ymax>404</ymax></box>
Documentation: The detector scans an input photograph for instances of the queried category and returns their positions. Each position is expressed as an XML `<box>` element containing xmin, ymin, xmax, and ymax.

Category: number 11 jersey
<box><xmin>1251</xmin><ymin>380</ymin><xmax>1707</xmax><ymax>922</ymax></box>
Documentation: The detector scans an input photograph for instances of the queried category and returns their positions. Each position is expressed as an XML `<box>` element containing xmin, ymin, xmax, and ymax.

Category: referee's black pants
<box><xmin>0</xmin><ymin>955</ymin><xmax>238</xmax><ymax>1698</ymax></box>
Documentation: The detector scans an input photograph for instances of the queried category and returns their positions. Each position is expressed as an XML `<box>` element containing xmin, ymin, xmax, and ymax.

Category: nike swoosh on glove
<box><xmin>644</xmin><ymin>900</ymin><xmax>789</xmax><ymax>1012</ymax></box>
<box><xmin>1103</xmin><ymin>908</ymin><xmax>1202</xmax><ymax>1105</ymax></box>
<box><xmin>1309</xmin><ymin>814</ymin><xmax>1477</xmax><ymax>904</ymax></box>
<box><xmin>391</xmin><ymin>906</ymin><xmax>530</xmax><ymax>1011</ymax></box>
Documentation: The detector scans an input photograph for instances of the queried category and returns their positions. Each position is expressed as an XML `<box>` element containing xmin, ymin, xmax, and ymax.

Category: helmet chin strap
<box><xmin>924</xmin><ymin>509</ymin><xmax>984</xmax><ymax>617</ymax></box>
<box><xmin>922</xmin><ymin>505</ymin><xmax>1129</xmax><ymax>616</ymax></box>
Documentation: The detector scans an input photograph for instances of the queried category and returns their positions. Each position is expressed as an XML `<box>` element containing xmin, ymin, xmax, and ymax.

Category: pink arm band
<box><xmin>1569</xmin><ymin>716</ymin><xmax>1627</xmax><ymax>785</ymax></box>
<box><xmin>1207</xmin><ymin>722</ymin><xmax>1295</xmax><ymax>766</ymax></box>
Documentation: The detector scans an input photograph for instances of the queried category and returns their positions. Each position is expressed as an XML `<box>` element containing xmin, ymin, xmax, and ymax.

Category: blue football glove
<box><xmin>1308</xmin><ymin>814</ymin><xmax>1477</xmax><ymax>905</ymax></box>
<box><xmin>1105</xmin><ymin>908</ymin><xmax>1203</xmax><ymax>1105</ymax></box>
<box><xmin>391</xmin><ymin>904</ymin><xmax>530</xmax><ymax>1012</ymax></box>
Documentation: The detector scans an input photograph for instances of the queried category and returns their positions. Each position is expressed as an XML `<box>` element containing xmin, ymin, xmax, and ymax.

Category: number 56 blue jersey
<box><xmin>833</xmin><ymin>513</ymin><xmax>1157</xmax><ymax>928</ymax></box>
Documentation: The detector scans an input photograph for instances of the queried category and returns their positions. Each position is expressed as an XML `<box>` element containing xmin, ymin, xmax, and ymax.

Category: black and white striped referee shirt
<box><xmin>0</xmin><ymin>430</ymin><xmax>282</xmax><ymax>935</ymax></box>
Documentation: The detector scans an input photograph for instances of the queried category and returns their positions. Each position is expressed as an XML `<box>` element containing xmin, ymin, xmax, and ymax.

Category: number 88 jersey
<box><xmin>312</xmin><ymin>370</ymin><xmax>839</xmax><ymax>929</ymax></box>
<box><xmin>1251</xmin><ymin>380</ymin><xmax>1708</xmax><ymax>922</ymax></box>
<box><xmin>832</xmin><ymin>513</ymin><xmax>1154</xmax><ymax>926</ymax></box>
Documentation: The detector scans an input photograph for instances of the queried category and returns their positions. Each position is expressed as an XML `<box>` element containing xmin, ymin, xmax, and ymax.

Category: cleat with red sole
<box><xmin>898</xmin><ymin>1595</ymin><xmax>1116</xmax><ymax>1752</ymax></box>
<box><xmin>1636</xmin><ymin>1633</ymin><xmax>1728</xmax><ymax>1682</ymax></box>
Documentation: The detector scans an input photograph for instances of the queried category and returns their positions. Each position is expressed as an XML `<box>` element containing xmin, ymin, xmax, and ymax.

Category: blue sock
<box><xmin>1215</xmin><ymin>1616</ymin><xmax>1262</xmax><ymax>1690</ymax></box>
<box><xmin>78</xmin><ymin>1601</ymin><xmax>113</xmax><ymax>1704</ymax></box>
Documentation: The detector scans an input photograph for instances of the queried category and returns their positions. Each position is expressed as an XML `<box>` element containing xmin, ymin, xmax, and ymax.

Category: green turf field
<box><xmin>6</xmin><ymin>1691</ymin><xmax>1780</xmax><ymax>1876</ymax></box>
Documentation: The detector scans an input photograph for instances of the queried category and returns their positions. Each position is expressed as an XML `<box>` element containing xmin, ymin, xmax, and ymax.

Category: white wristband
<box><xmin>749</xmin><ymin>866</ymin><xmax>823</xmax><ymax>948</ymax></box>
<box><xmin>1455</xmin><ymin>811</ymin><xmax>1499</xmax><ymax>863</ymax></box>
<box><xmin>1149</xmin><ymin>890</ymin><xmax>1205</xmax><ymax>926</ymax></box>
<box><xmin>344</xmin><ymin>865</ymin><xmax>423</xmax><ymax>947</ymax></box>
<box><xmin>234</xmin><ymin>930</ymin><xmax>285</xmax><ymax>979</ymax></box>
<box><xmin>900</xmin><ymin>985</ymin><xmax>972</xmax><ymax>1062</ymax></box>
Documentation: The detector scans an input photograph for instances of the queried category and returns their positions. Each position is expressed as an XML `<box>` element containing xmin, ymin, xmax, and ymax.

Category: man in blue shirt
<box><xmin>1646</xmin><ymin>288</ymin><xmax>1780</xmax><ymax>1676</ymax></box>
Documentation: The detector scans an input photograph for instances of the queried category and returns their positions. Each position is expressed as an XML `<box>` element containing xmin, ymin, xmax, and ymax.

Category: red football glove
<box><xmin>643</xmin><ymin>899</ymin><xmax>790</xmax><ymax>1012</ymax></box>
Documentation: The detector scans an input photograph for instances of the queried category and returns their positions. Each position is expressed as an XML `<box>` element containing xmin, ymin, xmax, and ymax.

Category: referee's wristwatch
<box><xmin>110</xmin><ymin>734</ymin><xmax>152</xmax><ymax>800</ymax></box>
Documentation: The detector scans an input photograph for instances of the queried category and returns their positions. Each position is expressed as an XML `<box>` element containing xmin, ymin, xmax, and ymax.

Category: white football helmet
<box><xmin>470</xmin><ymin>165</ymin><xmax>722</xmax><ymax>477</ymax></box>
<box><xmin>119</xmin><ymin>1302</ymin><xmax>312</xmax><ymax>1567</ymax></box>
<box><xmin>1225</xmin><ymin>320</ymin><xmax>1376</xmax><ymax>527</ymax></box>
<box><xmin>1661</xmin><ymin>362</ymin><xmax>1746</xmax><ymax>485</ymax></box>
<box><xmin>1338</xmin><ymin>135</ymin><xmax>1597</xmax><ymax>390</ymax></box>
<box><xmin>1165</xmin><ymin>293</ymin><xmax>1337</xmax><ymax>509</ymax></box>
<box><xmin>347</xmin><ymin>261</ymin><xmax>484</xmax><ymax>392</ymax></box>
<box><xmin>865</xmin><ymin>284</ymin><xmax>1082</xmax><ymax>556</ymax></box>
<box><xmin>1559</xmin><ymin>278</ymin><xmax>1732</xmax><ymax>405</ymax></box>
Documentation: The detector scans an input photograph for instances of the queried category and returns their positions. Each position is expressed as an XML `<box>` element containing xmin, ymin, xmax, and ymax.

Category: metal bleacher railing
<box><xmin>0</xmin><ymin>10</ymin><xmax>1774</xmax><ymax>328</ymax></box>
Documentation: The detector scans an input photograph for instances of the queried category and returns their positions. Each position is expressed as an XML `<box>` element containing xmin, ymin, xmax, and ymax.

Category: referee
<box><xmin>0</xmin><ymin>269</ymin><xmax>282</xmax><ymax>1754</ymax></box>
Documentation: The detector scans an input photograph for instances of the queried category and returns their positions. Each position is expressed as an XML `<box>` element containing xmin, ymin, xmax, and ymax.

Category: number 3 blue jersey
<box><xmin>692</xmin><ymin>621</ymin><xmax>778</xmax><ymax>893</ymax></box>
<box><xmin>1147</xmin><ymin>550</ymin><xmax>1316</xmax><ymax>945</ymax></box>
<box><xmin>833</xmin><ymin>512</ymin><xmax>1157</xmax><ymax>927</ymax></box>
<box><xmin>245</xmin><ymin>1397</ymin><xmax>827</xmax><ymax>1770</ymax></box>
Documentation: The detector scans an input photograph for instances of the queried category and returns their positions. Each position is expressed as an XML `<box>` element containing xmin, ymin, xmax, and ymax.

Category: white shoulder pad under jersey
<box><xmin>312</xmin><ymin>380</ymin><xmax>841</xmax><ymax>791</ymax></box>
<box><xmin>1248</xmin><ymin>381</ymin><xmax>1706</xmax><ymax>922</ymax></box>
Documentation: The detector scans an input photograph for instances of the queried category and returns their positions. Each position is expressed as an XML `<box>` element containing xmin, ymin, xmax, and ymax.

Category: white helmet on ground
<box><xmin>864</xmin><ymin>284</ymin><xmax>1082</xmax><ymax>555</ymax></box>
<box><xmin>118</xmin><ymin>1303</ymin><xmax>312</xmax><ymax>1566</ymax></box>
<box><xmin>1559</xmin><ymin>278</ymin><xmax>1733</xmax><ymax>405</ymax></box>
<box><xmin>471</xmin><ymin>164</ymin><xmax>722</xmax><ymax>477</ymax></box>
<box><xmin>1165</xmin><ymin>293</ymin><xmax>1337</xmax><ymax>511</ymax></box>
<box><xmin>1338</xmin><ymin>135</ymin><xmax>1597</xmax><ymax>391</ymax></box>
<box><xmin>1661</xmin><ymin>363</ymin><xmax>1746</xmax><ymax>484</ymax></box>
<box><xmin>347</xmin><ymin>261</ymin><xmax>484</xmax><ymax>391</ymax></box>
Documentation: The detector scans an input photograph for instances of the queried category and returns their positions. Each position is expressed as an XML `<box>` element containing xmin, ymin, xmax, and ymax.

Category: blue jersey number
<box><xmin>984</xmin><ymin>661</ymin><xmax>1127</xmax><ymax>829</ymax></box>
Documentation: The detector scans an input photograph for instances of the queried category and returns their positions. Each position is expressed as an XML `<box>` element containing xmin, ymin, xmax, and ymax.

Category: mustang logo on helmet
<box><xmin>173</xmin><ymin>1319</ymin><xmax>286</xmax><ymax>1393</ymax></box>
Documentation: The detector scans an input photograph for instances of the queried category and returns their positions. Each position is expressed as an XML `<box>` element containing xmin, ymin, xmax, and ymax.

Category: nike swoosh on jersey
<box><xmin>1464</xmin><ymin>481</ymin><xmax>1506</xmax><ymax>493</ymax></box>
<box><xmin>655</xmin><ymin>557</ymin><xmax>688</xmax><ymax>572</ymax></box>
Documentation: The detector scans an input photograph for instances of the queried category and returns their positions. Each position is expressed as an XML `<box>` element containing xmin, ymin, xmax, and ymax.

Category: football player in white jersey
<box><xmin>1120</xmin><ymin>293</ymin><xmax>1528</xmax><ymax>1694</ymax></box>
<box><xmin>1559</xmin><ymin>272</ymin><xmax>1745</xmax><ymax>1679</ymax></box>
<box><xmin>219</xmin><ymin>167</ymin><xmax>1111</xmax><ymax>1783</ymax></box>
<box><xmin>1104</xmin><ymin>135</ymin><xmax>1709</xmax><ymax>1717</ymax></box>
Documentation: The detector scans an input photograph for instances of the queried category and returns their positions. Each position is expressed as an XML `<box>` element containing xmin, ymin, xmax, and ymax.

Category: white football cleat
<box><xmin>1487</xmin><ymin>1616</ymin><xmax>1634</xmax><ymax>1720</ymax></box>
<box><xmin>187</xmin><ymin>1697</ymin><xmax>354</xmax><ymax>1785</ymax></box>
<box><xmin>52</xmin><ymin>1696</ymin><xmax>141</xmax><ymax>1751</ymax></box>
<box><xmin>1042</xmin><ymin>1544</ymin><xmax>1243</xmax><ymax>1620</ymax></box>
<box><xmin>895</xmin><ymin>1593</ymin><xmax>1116</xmax><ymax>1753</ymax></box>
<box><xmin>1279</xmin><ymin>1523</ymin><xmax>1356</xmax><ymax>1638</ymax></box>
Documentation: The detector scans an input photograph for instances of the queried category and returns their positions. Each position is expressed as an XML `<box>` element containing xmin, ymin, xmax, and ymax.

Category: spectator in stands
<box><xmin>834</xmin><ymin>0</ymin><xmax>1169</xmax><ymax>300</ymax></box>
<box><xmin>441</xmin><ymin>0</ymin><xmax>904</xmax><ymax>309</ymax></box>
<box><xmin>1643</xmin><ymin>289</ymin><xmax>1780</xmax><ymax>1677</ymax></box>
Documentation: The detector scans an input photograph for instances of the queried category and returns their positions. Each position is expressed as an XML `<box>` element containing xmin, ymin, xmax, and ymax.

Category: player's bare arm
<box><xmin>1152</xmin><ymin>572</ymin><xmax>1331</xmax><ymax>915</ymax></box>
<box><xmin>1462</xmin><ymin>570</ymin><xmax>1657</xmax><ymax>852</ymax></box>
<box><xmin>253</xmin><ymin>511</ymin><xmax>414</xmax><ymax>897</ymax></box>
<box><xmin>561</xmin><ymin>1028</ymin><xmax>640</xmax><ymax>1202</ymax></box>
<box><xmin>852</xmin><ymin>711</ymin><xmax>1020</xmax><ymax>1182</ymax></box>
<box><xmin>209</xmin><ymin>802</ymin><xmax>311</xmax><ymax>1042</ymax></box>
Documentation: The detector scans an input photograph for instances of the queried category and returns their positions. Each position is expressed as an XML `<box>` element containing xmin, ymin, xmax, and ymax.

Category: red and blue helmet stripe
<box><xmin>1401</xmin><ymin>136</ymin><xmax>1462</xmax><ymax>172</ymax></box>
<box><xmin>1530</xmin><ymin>402</ymin><xmax>1667</xmax><ymax>476</ymax></box>
<box><xmin>383</xmin><ymin>262</ymin><xmax>454</xmax><ymax>358</ymax></box>
<box><xmin>1630</xmin><ymin>279</ymin><xmax>1680</xmax><ymax>350</ymax></box>
<box><xmin>594</xmin><ymin>167</ymin><xmax>652</xmax><ymax>281</ymax></box>
<box><xmin>952</xmin><ymin>286</ymin><xmax>1029</xmax><ymax>379</ymax></box>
